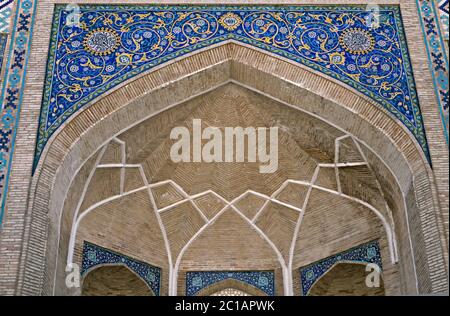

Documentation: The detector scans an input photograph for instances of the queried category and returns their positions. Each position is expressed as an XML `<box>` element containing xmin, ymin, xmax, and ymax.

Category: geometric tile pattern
<box><xmin>34</xmin><ymin>5</ymin><xmax>430</xmax><ymax>169</ymax></box>
<box><xmin>0</xmin><ymin>33</ymin><xmax>7</xmax><ymax>74</ymax></box>
<box><xmin>0</xmin><ymin>0</ymin><xmax>37</xmax><ymax>226</ymax></box>
<box><xmin>438</xmin><ymin>0</ymin><xmax>449</xmax><ymax>38</ymax></box>
<box><xmin>417</xmin><ymin>0</ymin><xmax>449</xmax><ymax>143</ymax></box>
<box><xmin>299</xmin><ymin>240</ymin><xmax>383</xmax><ymax>296</ymax></box>
<box><xmin>81</xmin><ymin>242</ymin><xmax>161</xmax><ymax>296</ymax></box>
<box><xmin>186</xmin><ymin>271</ymin><xmax>275</xmax><ymax>296</ymax></box>
<box><xmin>0</xmin><ymin>0</ymin><xmax>14</xmax><ymax>33</ymax></box>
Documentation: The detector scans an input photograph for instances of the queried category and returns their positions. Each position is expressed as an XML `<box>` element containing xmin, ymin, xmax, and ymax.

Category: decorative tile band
<box><xmin>33</xmin><ymin>4</ymin><xmax>429</xmax><ymax>170</ymax></box>
<box><xmin>81</xmin><ymin>242</ymin><xmax>161</xmax><ymax>296</ymax></box>
<box><xmin>0</xmin><ymin>0</ymin><xmax>37</xmax><ymax>225</ymax></box>
<box><xmin>0</xmin><ymin>33</ymin><xmax>7</xmax><ymax>74</ymax></box>
<box><xmin>299</xmin><ymin>240</ymin><xmax>383</xmax><ymax>296</ymax></box>
<box><xmin>0</xmin><ymin>0</ymin><xmax>14</xmax><ymax>33</ymax></box>
<box><xmin>186</xmin><ymin>271</ymin><xmax>275</xmax><ymax>296</ymax></box>
<box><xmin>438</xmin><ymin>0</ymin><xmax>449</xmax><ymax>39</ymax></box>
<box><xmin>417</xmin><ymin>0</ymin><xmax>449</xmax><ymax>144</ymax></box>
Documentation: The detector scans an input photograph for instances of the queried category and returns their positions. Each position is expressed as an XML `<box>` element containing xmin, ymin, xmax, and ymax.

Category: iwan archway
<box><xmin>2</xmin><ymin>3</ymin><xmax>446</xmax><ymax>297</ymax></box>
<box><xmin>19</xmin><ymin>42</ymin><xmax>446</xmax><ymax>296</ymax></box>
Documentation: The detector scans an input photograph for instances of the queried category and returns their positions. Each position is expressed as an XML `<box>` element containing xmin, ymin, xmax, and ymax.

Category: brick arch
<box><xmin>307</xmin><ymin>262</ymin><xmax>385</xmax><ymax>296</ymax></box>
<box><xmin>195</xmin><ymin>278</ymin><xmax>268</xmax><ymax>297</ymax></box>
<box><xmin>23</xmin><ymin>42</ymin><xmax>446</xmax><ymax>295</ymax></box>
<box><xmin>81</xmin><ymin>264</ymin><xmax>156</xmax><ymax>296</ymax></box>
<box><xmin>177</xmin><ymin>208</ymin><xmax>284</xmax><ymax>296</ymax></box>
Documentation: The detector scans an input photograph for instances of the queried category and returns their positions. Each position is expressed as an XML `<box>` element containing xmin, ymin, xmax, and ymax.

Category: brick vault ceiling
<box><xmin>116</xmin><ymin>83</ymin><xmax>346</xmax><ymax>200</ymax></box>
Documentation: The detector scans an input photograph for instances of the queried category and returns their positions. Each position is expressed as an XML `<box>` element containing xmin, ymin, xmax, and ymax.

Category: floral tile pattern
<box><xmin>186</xmin><ymin>270</ymin><xmax>275</xmax><ymax>296</ymax></box>
<box><xmin>0</xmin><ymin>2</ymin><xmax>448</xmax><ymax>228</ymax></box>
<box><xmin>34</xmin><ymin>5</ymin><xmax>429</xmax><ymax>170</ymax></box>
<box><xmin>299</xmin><ymin>240</ymin><xmax>383</xmax><ymax>296</ymax></box>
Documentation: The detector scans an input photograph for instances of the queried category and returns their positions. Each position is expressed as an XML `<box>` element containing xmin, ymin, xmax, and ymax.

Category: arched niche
<box><xmin>308</xmin><ymin>262</ymin><xmax>385</xmax><ymax>296</ymax></box>
<box><xmin>210</xmin><ymin>289</ymin><xmax>251</xmax><ymax>296</ymax></box>
<box><xmin>178</xmin><ymin>209</ymin><xmax>282</xmax><ymax>296</ymax></box>
<box><xmin>196</xmin><ymin>279</ymin><xmax>268</xmax><ymax>297</ymax></box>
<box><xmin>24</xmin><ymin>42</ymin><xmax>446</xmax><ymax>295</ymax></box>
<box><xmin>82</xmin><ymin>265</ymin><xmax>155</xmax><ymax>296</ymax></box>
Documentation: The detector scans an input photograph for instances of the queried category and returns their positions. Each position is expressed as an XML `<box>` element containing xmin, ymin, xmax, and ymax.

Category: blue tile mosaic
<box><xmin>0</xmin><ymin>0</ymin><xmax>14</xmax><ymax>33</ymax></box>
<box><xmin>418</xmin><ymin>0</ymin><xmax>449</xmax><ymax>144</ymax></box>
<box><xmin>0</xmin><ymin>33</ymin><xmax>7</xmax><ymax>74</ymax></box>
<box><xmin>299</xmin><ymin>240</ymin><xmax>383</xmax><ymax>296</ymax></box>
<box><xmin>0</xmin><ymin>0</ymin><xmax>37</xmax><ymax>225</ymax></box>
<box><xmin>81</xmin><ymin>242</ymin><xmax>161</xmax><ymax>296</ymax></box>
<box><xmin>186</xmin><ymin>271</ymin><xmax>275</xmax><ymax>296</ymax></box>
<box><xmin>0</xmin><ymin>3</ymin><xmax>446</xmax><ymax>226</ymax></box>
<box><xmin>33</xmin><ymin>4</ymin><xmax>430</xmax><ymax>170</ymax></box>
<box><xmin>438</xmin><ymin>0</ymin><xmax>449</xmax><ymax>38</ymax></box>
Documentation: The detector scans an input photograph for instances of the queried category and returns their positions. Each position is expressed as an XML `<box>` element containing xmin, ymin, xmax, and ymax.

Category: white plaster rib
<box><xmin>138</xmin><ymin>166</ymin><xmax>175</xmax><ymax>296</ymax></box>
<box><xmin>351</xmin><ymin>136</ymin><xmax>399</xmax><ymax>263</ymax></box>
<box><xmin>66</xmin><ymin>178</ymin><xmax>398</xmax><ymax>264</ymax></box>
<box><xmin>230</xmin><ymin>204</ymin><xmax>290</xmax><ymax>296</ymax></box>
<box><xmin>287</xmin><ymin>166</ymin><xmax>320</xmax><ymax>296</ymax></box>
<box><xmin>168</xmin><ymin>181</ymin><xmax>209</xmax><ymax>224</ymax></box>
<box><xmin>53</xmin><ymin>144</ymin><xmax>108</xmax><ymax>295</ymax></box>
<box><xmin>170</xmin><ymin>189</ymin><xmax>289</xmax><ymax>296</ymax></box>
<box><xmin>114</xmin><ymin>138</ymin><xmax>126</xmax><ymax>195</ymax></box>
<box><xmin>66</xmin><ymin>170</ymin><xmax>399</xmax><ymax>296</ymax></box>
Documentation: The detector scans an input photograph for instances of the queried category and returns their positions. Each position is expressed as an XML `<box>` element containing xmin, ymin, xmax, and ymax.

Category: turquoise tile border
<box><xmin>0</xmin><ymin>0</ymin><xmax>37</xmax><ymax>225</ymax></box>
<box><xmin>417</xmin><ymin>0</ymin><xmax>449</xmax><ymax>144</ymax></box>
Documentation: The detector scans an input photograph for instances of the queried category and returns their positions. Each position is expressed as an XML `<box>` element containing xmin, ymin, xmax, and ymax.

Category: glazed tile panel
<box><xmin>0</xmin><ymin>0</ymin><xmax>36</xmax><ymax>225</ymax></box>
<box><xmin>438</xmin><ymin>0</ymin><xmax>449</xmax><ymax>38</ymax></box>
<box><xmin>81</xmin><ymin>242</ymin><xmax>161</xmax><ymax>296</ymax></box>
<box><xmin>417</xmin><ymin>0</ymin><xmax>449</xmax><ymax>143</ymax></box>
<box><xmin>0</xmin><ymin>33</ymin><xmax>7</xmax><ymax>74</ymax></box>
<box><xmin>299</xmin><ymin>240</ymin><xmax>383</xmax><ymax>296</ymax></box>
<box><xmin>186</xmin><ymin>271</ymin><xmax>275</xmax><ymax>296</ymax></box>
<box><xmin>0</xmin><ymin>0</ymin><xmax>14</xmax><ymax>33</ymax></box>
<box><xmin>1</xmin><ymin>3</ymin><xmax>447</xmax><ymax>226</ymax></box>
<box><xmin>34</xmin><ymin>5</ymin><xmax>429</xmax><ymax>169</ymax></box>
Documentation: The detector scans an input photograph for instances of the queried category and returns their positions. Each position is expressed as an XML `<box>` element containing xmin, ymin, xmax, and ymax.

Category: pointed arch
<box><xmin>81</xmin><ymin>264</ymin><xmax>156</xmax><ymax>296</ymax></box>
<box><xmin>195</xmin><ymin>278</ymin><xmax>268</xmax><ymax>297</ymax></box>
<box><xmin>24</xmin><ymin>42</ymin><xmax>446</xmax><ymax>295</ymax></box>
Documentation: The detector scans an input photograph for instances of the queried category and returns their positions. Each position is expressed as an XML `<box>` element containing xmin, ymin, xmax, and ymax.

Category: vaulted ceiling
<box><xmin>70</xmin><ymin>83</ymin><xmax>395</xmax><ymax>279</ymax></box>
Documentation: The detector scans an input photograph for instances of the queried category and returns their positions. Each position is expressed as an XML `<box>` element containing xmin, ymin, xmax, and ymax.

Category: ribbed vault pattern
<box><xmin>63</xmin><ymin>84</ymin><xmax>399</xmax><ymax>295</ymax></box>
